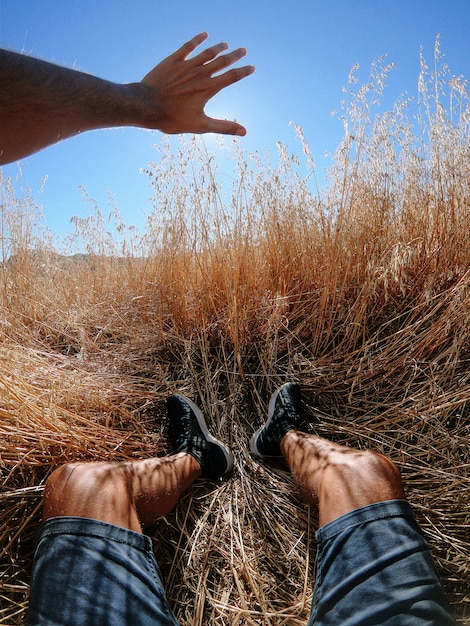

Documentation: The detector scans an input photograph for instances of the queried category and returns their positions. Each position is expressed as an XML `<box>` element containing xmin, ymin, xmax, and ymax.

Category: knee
<box><xmin>42</xmin><ymin>462</ymin><xmax>127</xmax><ymax>521</ymax></box>
<box><xmin>43</xmin><ymin>463</ymin><xmax>92</xmax><ymax>514</ymax></box>
<box><xmin>44</xmin><ymin>462</ymin><xmax>98</xmax><ymax>499</ymax></box>
<box><xmin>343</xmin><ymin>450</ymin><xmax>406</xmax><ymax>500</ymax></box>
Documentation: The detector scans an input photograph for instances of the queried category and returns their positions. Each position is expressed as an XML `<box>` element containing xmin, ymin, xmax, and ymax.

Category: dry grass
<box><xmin>1</xmin><ymin>40</ymin><xmax>470</xmax><ymax>623</ymax></box>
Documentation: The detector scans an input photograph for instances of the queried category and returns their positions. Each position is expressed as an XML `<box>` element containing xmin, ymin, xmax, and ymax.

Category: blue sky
<box><xmin>1</xmin><ymin>0</ymin><xmax>470</xmax><ymax>241</ymax></box>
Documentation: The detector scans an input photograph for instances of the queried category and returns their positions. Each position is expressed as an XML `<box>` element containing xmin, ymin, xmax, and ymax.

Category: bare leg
<box><xmin>42</xmin><ymin>452</ymin><xmax>202</xmax><ymax>533</ymax></box>
<box><xmin>42</xmin><ymin>394</ymin><xmax>233</xmax><ymax>533</ymax></box>
<box><xmin>281</xmin><ymin>431</ymin><xmax>406</xmax><ymax>527</ymax></box>
<box><xmin>250</xmin><ymin>386</ymin><xmax>455</xmax><ymax>624</ymax></box>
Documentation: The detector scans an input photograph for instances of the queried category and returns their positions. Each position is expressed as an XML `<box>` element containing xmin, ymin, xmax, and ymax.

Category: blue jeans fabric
<box><xmin>27</xmin><ymin>502</ymin><xmax>456</xmax><ymax>625</ymax></box>
<box><xmin>27</xmin><ymin>517</ymin><xmax>179</xmax><ymax>626</ymax></box>
<box><xmin>308</xmin><ymin>500</ymin><xmax>456</xmax><ymax>626</ymax></box>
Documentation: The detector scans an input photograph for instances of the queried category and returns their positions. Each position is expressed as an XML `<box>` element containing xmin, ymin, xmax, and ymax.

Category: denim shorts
<box><xmin>308</xmin><ymin>500</ymin><xmax>456</xmax><ymax>626</ymax></box>
<box><xmin>27</xmin><ymin>503</ymin><xmax>456</xmax><ymax>626</ymax></box>
<box><xmin>27</xmin><ymin>517</ymin><xmax>179</xmax><ymax>626</ymax></box>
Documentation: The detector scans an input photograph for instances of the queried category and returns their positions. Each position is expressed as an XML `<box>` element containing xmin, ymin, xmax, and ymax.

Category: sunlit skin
<box><xmin>0</xmin><ymin>32</ymin><xmax>255</xmax><ymax>165</ymax></box>
<box><xmin>43</xmin><ymin>432</ymin><xmax>406</xmax><ymax>532</ymax></box>
<box><xmin>43</xmin><ymin>453</ymin><xmax>202</xmax><ymax>533</ymax></box>
<box><xmin>280</xmin><ymin>430</ymin><xmax>406</xmax><ymax>527</ymax></box>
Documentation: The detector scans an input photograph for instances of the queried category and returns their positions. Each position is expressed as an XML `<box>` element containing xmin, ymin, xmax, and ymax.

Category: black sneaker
<box><xmin>166</xmin><ymin>394</ymin><xmax>234</xmax><ymax>479</ymax></box>
<box><xmin>250</xmin><ymin>382</ymin><xmax>303</xmax><ymax>458</ymax></box>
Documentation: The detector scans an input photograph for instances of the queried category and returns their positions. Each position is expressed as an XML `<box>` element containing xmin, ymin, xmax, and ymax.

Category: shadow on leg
<box><xmin>42</xmin><ymin>453</ymin><xmax>202</xmax><ymax>532</ymax></box>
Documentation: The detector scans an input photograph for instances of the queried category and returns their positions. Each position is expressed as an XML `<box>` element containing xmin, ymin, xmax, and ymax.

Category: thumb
<box><xmin>203</xmin><ymin>115</ymin><xmax>247</xmax><ymax>136</ymax></box>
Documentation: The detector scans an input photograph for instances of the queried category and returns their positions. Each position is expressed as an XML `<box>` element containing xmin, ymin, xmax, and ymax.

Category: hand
<box><xmin>137</xmin><ymin>32</ymin><xmax>255</xmax><ymax>136</ymax></box>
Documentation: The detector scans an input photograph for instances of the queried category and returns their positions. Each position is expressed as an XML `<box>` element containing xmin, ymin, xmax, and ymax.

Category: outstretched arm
<box><xmin>0</xmin><ymin>32</ymin><xmax>254</xmax><ymax>165</ymax></box>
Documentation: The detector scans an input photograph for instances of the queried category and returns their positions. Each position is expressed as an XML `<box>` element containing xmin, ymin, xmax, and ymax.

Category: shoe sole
<box><xmin>174</xmin><ymin>395</ymin><xmax>234</xmax><ymax>475</ymax></box>
<box><xmin>249</xmin><ymin>383</ymin><xmax>294</xmax><ymax>458</ymax></box>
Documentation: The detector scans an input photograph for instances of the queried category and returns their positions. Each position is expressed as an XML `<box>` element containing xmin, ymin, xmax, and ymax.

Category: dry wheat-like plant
<box><xmin>1</xmin><ymin>40</ymin><xmax>470</xmax><ymax>624</ymax></box>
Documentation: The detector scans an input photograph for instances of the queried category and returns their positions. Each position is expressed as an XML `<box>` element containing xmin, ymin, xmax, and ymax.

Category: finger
<box><xmin>173</xmin><ymin>32</ymin><xmax>209</xmax><ymax>61</ymax></box>
<box><xmin>191</xmin><ymin>41</ymin><xmax>233</xmax><ymax>66</ymax></box>
<box><xmin>202</xmin><ymin>114</ymin><xmax>247</xmax><ymax>136</ymax></box>
<box><xmin>205</xmin><ymin>47</ymin><xmax>247</xmax><ymax>76</ymax></box>
<box><xmin>210</xmin><ymin>64</ymin><xmax>255</xmax><ymax>91</ymax></box>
